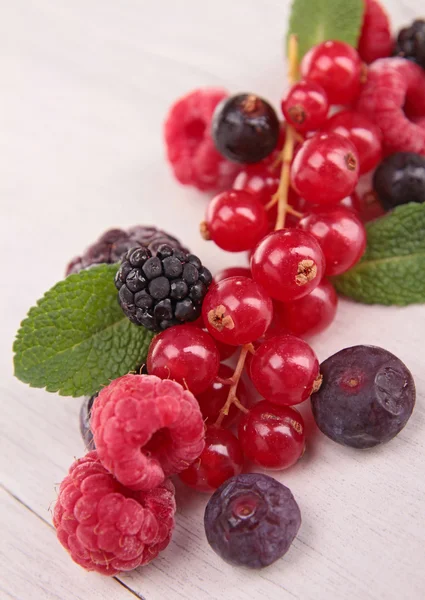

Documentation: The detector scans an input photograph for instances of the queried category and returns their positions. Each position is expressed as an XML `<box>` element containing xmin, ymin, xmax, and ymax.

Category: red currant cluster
<box><xmin>152</xmin><ymin>37</ymin><xmax>387</xmax><ymax>494</ymax></box>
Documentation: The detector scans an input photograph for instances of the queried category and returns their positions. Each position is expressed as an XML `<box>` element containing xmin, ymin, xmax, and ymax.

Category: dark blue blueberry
<box><xmin>79</xmin><ymin>395</ymin><xmax>97</xmax><ymax>450</ymax></box>
<box><xmin>311</xmin><ymin>345</ymin><xmax>416</xmax><ymax>448</ymax></box>
<box><xmin>204</xmin><ymin>473</ymin><xmax>301</xmax><ymax>568</ymax></box>
<box><xmin>373</xmin><ymin>152</ymin><xmax>425</xmax><ymax>210</ymax></box>
<box><xmin>212</xmin><ymin>93</ymin><xmax>279</xmax><ymax>164</ymax></box>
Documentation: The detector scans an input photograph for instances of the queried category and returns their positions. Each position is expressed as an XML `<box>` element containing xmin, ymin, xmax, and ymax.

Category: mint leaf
<box><xmin>334</xmin><ymin>204</ymin><xmax>425</xmax><ymax>306</ymax></box>
<box><xmin>13</xmin><ymin>264</ymin><xmax>154</xmax><ymax>397</ymax></box>
<box><xmin>288</xmin><ymin>0</ymin><xmax>364</xmax><ymax>59</ymax></box>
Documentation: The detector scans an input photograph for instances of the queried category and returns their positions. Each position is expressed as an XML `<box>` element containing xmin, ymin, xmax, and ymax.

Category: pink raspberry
<box><xmin>91</xmin><ymin>374</ymin><xmax>205</xmax><ymax>491</ymax></box>
<box><xmin>164</xmin><ymin>88</ymin><xmax>239</xmax><ymax>191</ymax></box>
<box><xmin>357</xmin><ymin>58</ymin><xmax>425</xmax><ymax>155</ymax></box>
<box><xmin>358</xmin><ymin>0</ymin><xmax>393</xmax><ymax>64</ymax></box>
<box><xmin>53</xmin><ymin>451</ymin><xmax>176</xmax><ymax>575</ymax></box>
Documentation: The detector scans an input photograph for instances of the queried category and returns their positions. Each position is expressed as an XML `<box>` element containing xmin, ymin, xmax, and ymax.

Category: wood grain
<box><xmin>1</xmin><ymin>1</ymin><xmax>424</xmax><ymax>599</ymax></box>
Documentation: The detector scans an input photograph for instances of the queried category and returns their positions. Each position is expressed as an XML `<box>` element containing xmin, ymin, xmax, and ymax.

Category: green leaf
<box><xmin>334</xmin><ymin>204</ymin><xmax>425</xmax><ymax>306</ymax></box>
<box><xmin>287</xmin><ymin>0</ymin><xmax>364</xmax><ymax>59</ymax></box>
<box><xmin>13</xmin><ymin>264</ymin><xmax>154</xmax><ymax>397</ymax></box>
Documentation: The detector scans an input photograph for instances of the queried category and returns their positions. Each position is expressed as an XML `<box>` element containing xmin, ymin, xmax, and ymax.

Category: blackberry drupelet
<box><xmin>66</xmin><ymin>225</ymin><xmax>189</xmax><ymax>275</ymax></box>
<box><xmin>115</xmin><ymin>245</ymin><xmax>212</xmax><ymax>332</ymax></box>
<box><xmin>395</xmin><ymin>20</ymin><xmax>425</xmax><ymax>68</ymax></box>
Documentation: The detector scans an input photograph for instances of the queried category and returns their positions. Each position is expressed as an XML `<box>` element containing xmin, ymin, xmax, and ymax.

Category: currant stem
<box><xmin>273</xmin><ymin>34</ymin><xmax>300</xmax><ymax>232</ymax></box>
<box><xmin>214</xmin><ymin>343</ymin><xmax>253</xmax><ymax>427</ymax></box>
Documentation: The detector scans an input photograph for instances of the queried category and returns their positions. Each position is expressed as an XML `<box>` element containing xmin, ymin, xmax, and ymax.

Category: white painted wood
<box><xmin>1</xmin><ymin>1</ymin><xmax>424</xmax><ymax>599</ymax></box>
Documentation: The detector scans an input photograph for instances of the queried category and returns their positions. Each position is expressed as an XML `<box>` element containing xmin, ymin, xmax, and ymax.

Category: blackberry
<box><xmin>212</xmin><ymin>93</ymin><xmax>280</xmax><ymax>164</ymax></box>
<box><xmin>66</xmin><ymin>226</ymin><xmax>189</xmax><ymax>275</ymax></box>
<box><xmin>395</xmin><ymin>20</ymin><xmax>425</xmax><ymax>68</ymax></box>
<box><xmin>373</xmin><ymin>152</ymin><xmax>425</xmax><ymax>210</ymax></box>
<box><xmin>79</xmin><ymin>394</ymin><xmax>97</xmax><ymax>450</ymax></box>
<box><xmin>115</xmin><ymin>245</ymin><xmax>212</xmax><ymax>332</ymax></box>
<box><xmin>311</xmin><ymin>345</ymin><xmax>416</xmax><ymax>449</ymax></box>
<box><xmin>204</xmin><ymin>473</ymin><xmax>301</xmax><ymax>568</ymax></box>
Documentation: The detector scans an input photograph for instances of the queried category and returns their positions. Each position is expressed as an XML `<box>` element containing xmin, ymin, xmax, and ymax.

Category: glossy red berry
<box><xmin>147</xmin><ymin>325</ymin><xmax>220</xmax><ymax>394</ymax></box>
<box><xmin>281</xmin><ymin>80</ymin><xmax>329</xmax><ymax>132</ymax></box>
<box><xmin>299</xmin><ymin>207</ymin><xmax>366</xmax><ymax>276</ymax></box>
<box><xmin>214</xmin><ymin>266</ymin><xmax>251</xmax><ymax>283</ymax></box>
<box><xmin>196</xmin><ymin>364</ymin><xmax>251</xmax><ymax>428</ymax></box>
<box><xmin>249</xmin><ymin>334</ymin><xmax>320</xmax><ymax>406</ymax></box>
<box><xmin>358</xmin><ymin>190</ymin><xmax>386</xmax><ymax>223</ymax></box>
<box><xmin>179</xmin><ymin>427</ymin><xmax>244</xmax><ymax>493</ymax></box>
<box><xmin>203</xmin><ymin>190</ymin><xmax>269</xmax><ymax>252</ymax></box>
<box><xmin>301</xmin><ymin>40</ymin><xmax>364</xmax><ymax>105</ymax></box>
<box><xmin>238</xmin><ymin>401</ymin><xmax>305</xmax><ymax>470</ymax></box>
<box><xmin>232</xmin><ymin>163</ymin><xmax>280</xmax><ymax>228</ymax></box>
<box><xmin>202</xmin><ymin>276</ymin><xmax>273</xmax><ymax>346</ymax></box>
<box><xmin>340</xmin><ymin>192</ymin><xmax>361</xmax><ymax>213</ymax></box>
<box><xmin>233</xmin><ymin>163</ymin><xmax>280</xmax><ymax>206</ymax></box>
<box><xmin>322</xmin><ymin>110</ymin><xmax>383</xmax><ymax>174</ymax></box>
<box><xmin>251</xmin><ymin>229</ymin><xmax>325</xmax><ymax>302</ymax></box>
<box><xmin>271</xmin><ymin>279</ymin><xmax>338</xmax><ymax>338</ymax></box>
<box><xmin>291</xmin><ymin>133</ymin><xmax>359</xmax><ymax>205</ymax></box>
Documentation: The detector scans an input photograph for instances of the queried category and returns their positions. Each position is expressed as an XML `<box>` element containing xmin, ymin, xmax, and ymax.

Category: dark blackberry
<box><xmin>204</xmin><ymin>473</ymin><xmax>301</xmax><ymax>568</ymax></box>
<box><xmin>311</xmin><ymin>345</ymin><xmax>416</xmax><ymax>449</ymax></box>
<box><xmin>115</xmin><ymin>245</ymin><xmax>212</xmax><ymax>332</ymax></box>
<box><xmin>394</xmin><ymin>20</ymin><xmax>425</xmax><ymax>68</ymax></box>
<box><xmin>79</xmin><ymin>394</ymin><xmax>97</xmax><ymax>450</ymax></box>
<box><xmin>373</xmin><ymin>152</ymin><xmax>425</xmax><ymax>210</ymax></box>
<box><xmin>212</xmin><ymin>93</ymin><xmax>280</xmax><ymax>164</ymax></box>
<box><xmin>66</xmin><ymin>226</ymin><xmax>189</xmax><ymax>275</ymax></box>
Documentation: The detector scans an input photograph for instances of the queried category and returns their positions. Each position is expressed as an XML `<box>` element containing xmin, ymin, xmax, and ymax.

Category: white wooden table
<box><xmin>1</xmin><ymin>1</ymin><xmax>424</xmax><ymax>599</ymax></box>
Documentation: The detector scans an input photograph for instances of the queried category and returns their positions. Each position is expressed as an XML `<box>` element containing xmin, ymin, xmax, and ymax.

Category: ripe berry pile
<box><xmin>52</xmin><ymin>0</ymin><xmax>421</xmax><ymax>578</ymax></box>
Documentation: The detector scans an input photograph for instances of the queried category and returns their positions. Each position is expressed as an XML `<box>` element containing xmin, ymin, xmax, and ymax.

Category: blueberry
<box><xmin>204</xmin><ymin>473</ymin><xmax>301</xmax><ymax>569</ymax></box>
<box><xmin>212</xmin><ymin>93</ymin><xmax>280</xmax><ymax>164</ymax></box>
<box><xmin>373</xmin><ymin>152</ymin><xmax>425</xmax><ymax>210</ymax></box>
<box><xmin>311</xmin><ymin>345</ymin><xmax>415</xmax><ymax>449</ymax></box>
<box><xmin>394</xmin><ymin>19</ymin><xmax>425</xmax><ymax>68</ymax></box>
<box><xmin>79</xmin><ymin>395</ymin><xmax>97</xmax><ymax>449</ymax></box>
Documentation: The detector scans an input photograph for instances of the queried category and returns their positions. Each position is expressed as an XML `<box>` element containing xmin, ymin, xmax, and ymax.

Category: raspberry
<box><xmin>91</xmin><ymin>374</ymin><xmax>205</xmax><ymax>491</ymax></box>
<box><xmin>66</xmin><ymin>226</ymin><xmax>188</xmax><ymax>276</ymax></box>
<box><xmin>357</xmin><ymin>58</ymin><xmax>425</xmax><ymax>155</ymax></box>
<box><xmin>53</xmin><ymin>451</ymin><xmax>176</xmax><ymax>575</ymax></box>
<box><xmin>115</xmin><ymin>245</ymin><xmax>212</xmax><ymax>332</ymax></box>
<box><xmin>164</xmin><ymin>88</ymin><xmax>238</xmax><ymax>191</ymax></box>
<box><xmin>358</xmin><ymin>0</ymin><xmax>393</xmax><ymax>64</ymax></box>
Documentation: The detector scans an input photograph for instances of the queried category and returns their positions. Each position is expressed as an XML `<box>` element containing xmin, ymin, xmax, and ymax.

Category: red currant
<box><xmin>196</xmin><ymin>364</ymin><xmax>251</xmax><ymax>428</ymax></box>
<box><xmin>214</xmin><ymin>266</ymin><xmax>251</xmax><ymax>283</ymax></box>
<box><xmin>291</xmin><ymin>133</ymin><xmax>359</xmax><ymax>205</ymax></box>
<box><xmin>232</xmin><ymin>164</ymin><xmax>279</xmax><ymax>229</ymax></box>
<box><xmin>301</xmin><ymin>40</ymin><xmax>364</xmax><ymax>105</ymax></box>
<box><xmin>281</xmin><ymin>80</ymin><xmax>329</xmax><ymax>133</ymax></box>
<box><xmin>202</xmin><ymin>276</ymin><xmax>273</xmax><ymax>346</ymax></box>
<box><xmin>251</xmin><ymin>229</ymin><xmax>325</xmax><ymax>302</ymax></box>
<box><xmin>147</xmin><ymin>324</ymin><xmax>220</xmax><ymax>394</ymax></box>
<box><xmin>238</xmin><ymin>401</ymin><xmax>305</xmax><ymax>470</ymax></box>
<box><xmin>203</xmin><ymin>190</ymin><xmax>268</xmax><ymax>252</ymax></box>
<box><xmin>233</xmin><ymin>163</ymin><xmax>280</xmax><ymax>206</ymax></box>
<box><xmin>358</xmin><ymin>190</ymin><xmax>386</xmax><ymax>223</ymax></box>
<box><xmin>271</xmin><ymin>279</ymin><xmax>338</xmax><ymax>338</ymax></box>
<box><xmin>299</xmin><ymin>207</ymin><xmax>366</xmax><ymax>276</ymax></box>
<box><xmin>179</xmin><ymin>427</ymin><xmax>244</xmax><ymax>492</ymax></box>
<box><xmin>322</xmin><ymin>110</ymin><xmax>383</xmax><ymax>174</ymax></box>
<box><xmin>249</xmin><ymin>334</ymin><xmax>320</xmax><ymax>406</ymax></box>
<box><xmin>340</xmin><ymin>192</ymin><xmax>361</xmax><ymax>213</ymax></box>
